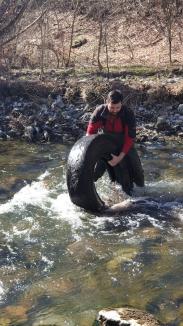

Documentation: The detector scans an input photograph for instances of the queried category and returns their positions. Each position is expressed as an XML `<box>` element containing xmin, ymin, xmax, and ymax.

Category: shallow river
<box><xmin>0</xmin><ymin>140</ymin><xmax>183</xmax><ymax>326</ymax></box>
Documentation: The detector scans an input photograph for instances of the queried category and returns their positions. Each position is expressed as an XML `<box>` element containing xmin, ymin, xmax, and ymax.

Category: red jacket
<box><xmin>87</xmin><ymin>105</ymin><xmax>136</xmax><ymax>154</ymax></box>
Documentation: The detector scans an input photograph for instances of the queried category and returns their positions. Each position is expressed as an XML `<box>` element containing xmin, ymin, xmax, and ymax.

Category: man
<box><xmin>86</xmin><ymin>89</ymin><xmax>144</xmax><ymax>195</ymax></box>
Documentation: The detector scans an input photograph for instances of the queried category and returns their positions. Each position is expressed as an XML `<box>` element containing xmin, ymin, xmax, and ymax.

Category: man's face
<box><xmin>107</xmin><ymin>101</ymin><xmax>122</xmax><ymax>115</ymax></box>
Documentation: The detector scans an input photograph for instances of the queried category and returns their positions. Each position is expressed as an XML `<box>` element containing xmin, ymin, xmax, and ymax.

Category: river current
<box><xmin>0</xmin><ymin>140</ymin><xmax>182</xmax><ymax>325</ymax></box>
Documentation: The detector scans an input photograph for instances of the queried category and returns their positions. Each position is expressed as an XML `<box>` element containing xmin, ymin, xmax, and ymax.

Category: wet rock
<box><xmin>42</xmin><ymin>126</ymin><xmax>63</xmax><ymax>142</ymax></box>
<box><xmin>156</xmin><ymin>116</ymin><xmax>171</xmax><ymax>132</ymax></box>
<box><xmin>152</xmin><ymin>135</ymin><xmax>159</xmax><ymax>141</ymax></box>
<box><xmin>24</xmin><ymin>125</ymin><xmax>39</xmax><ymax>142</ymax></box>
<box><xmin>144</xmin><ymin>123</ymin><xmax>154</xmax><ymax>130</ymax></box>
<box><xmin>0</xmin><ymin>188</ymin><xmax>9</xmax><ymax>200</ymax></box>
<box><xmin>177</xmin><ymin>104</ymin><xmax>183</xmax><ymax>115</ymax></box>
<box><xmin>0</xmin><ymin>317</ymin><xmax>11</xmax><ymax>325</ymax></box>
<box><xmin>51</xmin><ymin>94</ymin><xmax>65</xmax><ymax>109</ymax></box>
<box><xmin>40</xmin><ymin>277</ymin><xmax>74</xmax><ymax>297</ymax></box>
<box><xmin>43</xmin><ymin>129</ymin><xmax>50</xmax><ymax>142</ymax></box>
<box><xmin>81</xmin><ymin>112</ymin><xmax>91</xmax><ymax>124</ymax></box>
<box><xmin>164</xmin><ymin>128</ymin><xmax>177</xmax><ymax>136</ymax></box>
<box><xmin>136</xmin><ymin>134</ymin><xmax>149</xmax><ymax>143</ymax></box>
<box><xmin>75</xmin><ymin>309</ymin><xmax>97</xmax><ymax>326</ymax></box>
<box><xmin>52</xmin><ymin>132</ymin><xmax>63</xmax><ymax>142</ymax></box>
<box><xmin>32</xmin><ymin>314</ymin><xmax>75</xmax><ymax>326</ymax></box>
<box><xmin>67</xmin><ymin>239</ymin><xmax>99</xmax><ymax>264</ymax></box>
<box><xmin>23</xmin><ymin>101</ymin><xmax>41</xmax><ymax>114</ymax></box>
<box><xmin>0</xmin><ymin>130</ymin><xmax>8</xmax><ymax>140</ymax></box>
<box><xmin>3</xmin><ymin>305</ymin><xmax>28</xmax><ymax>324</ymax></box>
<box><xmin>7</xmin><ymin>129</ymin><xmax>21</xmax><ymax>139</ymax></box>
<box><xmin>106</xmin><ymin>247</ymin><xmax>138</xmax><ymax>272</ymax></box>
<box><xmin>0</xmin><ymin>177</ymin><xmax>29</xmax><ymax>200</ymax></box>
<box><xmin>97</xmin><ymin>307</ymin><xmax>161</xmax><ymax>326</ymax></box>
<box><xmin>11</xmin><ymin>108</ymin><xmax>22</xmax><ymax>117</ymax></box>
<box><xmin>174</xmin><ymin>125</ymin><xmax>182</xmax><ymax>132</ymax></box>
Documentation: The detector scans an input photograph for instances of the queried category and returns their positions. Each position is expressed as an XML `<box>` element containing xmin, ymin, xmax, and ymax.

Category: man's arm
<box><xmin>86</xmin><ymin>106</ymin><xmax>104</xmax><ymax>135</ymax></box>
<box><xmin>86</xmin><ymin>121</ymin><xmax>103</xmax><ymax>135</ymax></box>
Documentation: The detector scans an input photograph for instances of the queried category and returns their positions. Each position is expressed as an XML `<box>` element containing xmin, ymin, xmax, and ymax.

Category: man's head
<box><xmin>106</xmin><ymin>90</ymin><xmax>123</xmax><ymax>115</ymax></box>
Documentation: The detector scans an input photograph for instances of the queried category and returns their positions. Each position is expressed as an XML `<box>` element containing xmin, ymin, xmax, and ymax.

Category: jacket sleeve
<box><xmin>86</xmin><ymin>106</ymin><xmax>104</xmax><ymax>135</ymax></box>
<box><xmin>122</xmin><ymin>126</ymin><xmax>134</xmax><ymax>154</ymax></box>
<box><xmin>121</xmin><ymin>109</ymin><xmax>136</xmax><ymax>154</ymax></box>
<box><xmin>125</xmin><ymin>108</ymin><xmax>136</xmax><ymax>138</ymax></box>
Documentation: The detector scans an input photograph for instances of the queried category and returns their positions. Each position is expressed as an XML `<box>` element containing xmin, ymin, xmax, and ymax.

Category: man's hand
<box><xmin>108</xmin><ymin>152</ymin><xmax>125</xmax><ymax>167</ymax></box>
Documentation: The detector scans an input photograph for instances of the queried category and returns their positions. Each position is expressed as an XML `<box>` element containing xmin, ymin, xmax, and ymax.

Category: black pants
<box><xmin>93</xmin><ymin>158</ymin><xmax>133</xmax><ymax>196</ymax></box>
<box><xmin>93</xmin><ymin>147</ymin><xmax>144</xmax><ymax>196</ymax></box>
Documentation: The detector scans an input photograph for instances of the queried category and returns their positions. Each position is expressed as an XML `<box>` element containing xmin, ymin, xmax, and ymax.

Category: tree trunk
<box><xmin>168</xmin><ymin>25</ymin><xmax>172</xmax><ymax>64</ymax></box>
<box><xmin>67</xmin><ymin>5</ymin><xmax>78</xmax><ymax>67</ymax></box>
<box><xmin>40</xmin><ymin>20</ymin><xmax>45</xmax><ymax>79</ymax></box>
<box><xmin>97</xmin><ymin>21</ymin><xmax>103</xmax><ymax>71</ymax></box>
<box><xmin>104</xmin><ymin>24</ymin><xmax>109</xmax><ymax>79</ymax></box>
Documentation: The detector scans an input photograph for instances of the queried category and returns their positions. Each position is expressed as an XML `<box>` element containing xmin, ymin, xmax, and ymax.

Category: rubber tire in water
<box><xmin>66</xmin><ymin>134</ymin><xmax>118</xmax><ymax>212</ymax></box>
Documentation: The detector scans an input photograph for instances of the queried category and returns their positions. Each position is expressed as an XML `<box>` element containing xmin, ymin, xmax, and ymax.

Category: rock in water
<box><xmin>177</xmin><ymin>103</ymin><xmax>183</xmax><ymax>115</ymax></box>
<box><xmin>155</xmin><ymin>116</ymin><xmax>170</xmax><ymax>132</ymax></box>
<box><xmin>97</xmin><ymin>307</ymin><xmax>161</xmax><ymax>326</ymax></box>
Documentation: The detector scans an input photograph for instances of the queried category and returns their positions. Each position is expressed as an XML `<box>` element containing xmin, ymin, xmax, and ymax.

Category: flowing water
<box><xmin>0</xmin><ymin>140</ymin><xmax>182</xmax><ymax>326</ymax></box>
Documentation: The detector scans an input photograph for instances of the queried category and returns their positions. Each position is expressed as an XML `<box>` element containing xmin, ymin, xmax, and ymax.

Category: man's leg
<box><xmin>113</xmin><ymin>158</ymin><xmax>133</xmax><ymax>196</ymax></box>
<box><xmin>127</xmin><ymin>147</ymin><xmax>144</xmax><ymax>187</ymax></box>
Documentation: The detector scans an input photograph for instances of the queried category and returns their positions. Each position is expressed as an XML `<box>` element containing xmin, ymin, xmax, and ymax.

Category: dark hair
<box><xmin>107</xmin><ymin>90</ymin><xmax>123</xmax><ymax>104</ymax></box>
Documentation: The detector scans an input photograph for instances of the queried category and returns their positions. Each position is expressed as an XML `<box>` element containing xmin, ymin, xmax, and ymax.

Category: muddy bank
<box><xmin>0</xmin><ymin>72</ymin><xmax>183</xmax><ymax>144</ymax></box>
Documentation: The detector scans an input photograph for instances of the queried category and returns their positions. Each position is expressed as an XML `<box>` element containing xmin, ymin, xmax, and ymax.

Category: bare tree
<box><xmin>84</xmin><ymin>0</ymin><xmax>124</xmax><ymax>71</ymax></box>
<box><xmin>0</xmin><ymin>0</ymin><xmax>31</xmax><ymax>43</ymax></box>
<box><xmin>124</xmin><ymin>0</ymin><xmax>183</xmax><ymax>64</ymax></box>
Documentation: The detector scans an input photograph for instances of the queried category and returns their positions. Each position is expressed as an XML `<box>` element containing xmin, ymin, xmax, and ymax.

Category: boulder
<box><xmin>0</xmin><ymin>130</ymin><xmax>7</xmax><ymax>140</ymax></box>
<box><xmin>177</xmin><ymin>104</ymin><xmax>183</xmax><ymax>115</ymax></box>
<box><xmin>51</xmin><ymin>95</ymin><xmax>65</xmax><ymax>109</ymax></box>
<box><xmin>71</xmin><ymin>38</ymin><xmax>87</xmax><ymax>48</ymax></box>
<box><xmin>155</xmin><ymin>116</ymin><xmax>171</xmax><ymax>132</ymax></box>
<box><xmin>97</xmin><ymin>307</ymin><xmax>161</xmax><ymax>326</ymax></box>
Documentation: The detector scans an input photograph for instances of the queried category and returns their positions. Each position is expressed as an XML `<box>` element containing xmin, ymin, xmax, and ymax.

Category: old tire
<box><xmin>66</xmin><ymin>134</ymin><xmax>144</xmax><ymax>212</ymax></box>
<box><xmin>66</xmin><ymin>134</ymin><xmax>118</xmax><ymax>212</ymax></box>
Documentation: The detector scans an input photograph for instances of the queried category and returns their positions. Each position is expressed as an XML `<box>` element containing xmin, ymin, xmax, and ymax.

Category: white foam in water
<box><xmin>0</xmin><ymin>176</ymin><xmax>83</xmax><ymax>229</ymax></box>
<box><xmin>38</xmin><ymin>170</ymin><xmax>50</xmax><ymax>181</ymax></box>
<box><xmin>0</xmin><ymin>281</ymin><xmax>5</xmax><ymax>303</ymax></box>
<box><xmin>51</xmin><ymin>193</ymin><xmax>83</xmax><ymax>228</ymax></box>
<box><xmin>41</xmin><ymin>255</ymin><xmax>54</xmax><ymax>272</ymax></box>
<box><xmin>0</xmin><ymin>181</ymin><xmax>51</xmax><ymax>214</ymax></box>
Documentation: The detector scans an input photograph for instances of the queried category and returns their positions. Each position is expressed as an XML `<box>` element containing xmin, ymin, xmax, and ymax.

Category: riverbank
<box><xmin>0</xmin><ymin>68</ymin><xmax>183</xmax><ymax>144</ymax></box>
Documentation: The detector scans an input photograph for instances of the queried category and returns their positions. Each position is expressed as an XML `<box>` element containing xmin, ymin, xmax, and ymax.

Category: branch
<box><xmin>1</xmin><ymin>8</ymin><xmax>47</xmax><ymax>47</ymax></box>
<box><xmin>0</xmin><ymin>0</ymin><xmax>10</xmax><ymax>23</ymax></box>
<box><xmin>0</xmin><ymin>0</ymin><xmax>31</xmax><ymax>37</ymax></box>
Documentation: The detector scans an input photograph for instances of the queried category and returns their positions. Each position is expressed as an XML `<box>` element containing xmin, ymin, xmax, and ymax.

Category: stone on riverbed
<box><xmin>155</xmin><ymin>116</ymin><xmax>171</xmax><ymax>132</ymax></box>
<box><xmin>0</xmin><ymin>130</ymin><xmax>8</xmax><ymax>140</ymax></box>
<box><xmin>32</xmin><ymin>314</ymin><xmax>75</xmax><ymax>326</ymax></box>
<box><xmin>97</xmin><ymin>307</ymin><xmax>161</xmax><ymax>325</ymax></box>
<box><xmin>177</xmin><ymin>103</ymin><xmax>183</xmax><ymax>115</ymax></box>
